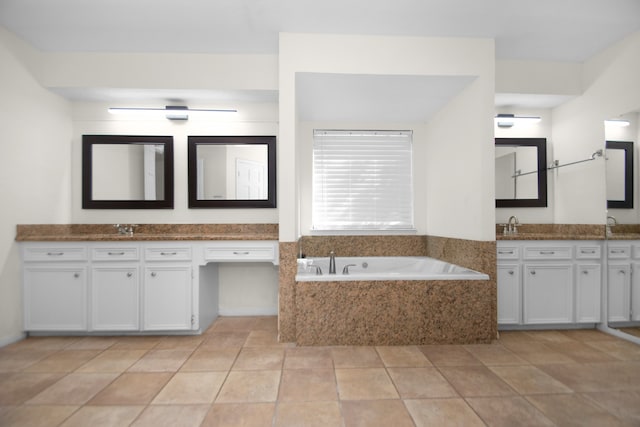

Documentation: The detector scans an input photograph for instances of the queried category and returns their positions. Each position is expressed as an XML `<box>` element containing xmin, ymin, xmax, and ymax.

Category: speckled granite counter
<box><xmin>607</xmin><ymin>224</ymin><xmax>640</xmax><ymax>240</ymax></box>
<box><xmin>16</xmin><ymin>224</ymin><xmax>278</xmax><ymax>241</ymax></box>
<box><xmin>496</xmin><ymin>224</ymin><xmax>605</xmax><ymax>241</ymax></box>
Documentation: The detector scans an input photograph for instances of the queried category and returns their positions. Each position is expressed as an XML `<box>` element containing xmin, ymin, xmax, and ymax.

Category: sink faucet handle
<box><xmin>342</xmin><ymin>264</ymin><xmax>357</xmax><ymax>275</ymax></box>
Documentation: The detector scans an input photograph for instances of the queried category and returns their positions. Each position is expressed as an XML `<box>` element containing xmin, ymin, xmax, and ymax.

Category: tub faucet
<box><xmin>329</xmin><ymin>251</ymin><xmax>336</xmax><ymax>274</ymax></box>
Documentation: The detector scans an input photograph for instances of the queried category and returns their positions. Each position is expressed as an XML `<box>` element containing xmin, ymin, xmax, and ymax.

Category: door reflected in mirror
<box><xmin>495</xmin><ymin>138</ymin><xmax>548</xmax><ymax>208</ymax></box>
<box><xmin>92</xmin><ymin>144</ymin><xmax>165</xmax><ymax>201</ymax></box>
<box><xmin>82</xmin><ymin>135</ymin><xmax>174</xmax><ymax>209</ymax></box>
<box><xmin>188</xmin><ymin>136</ymin><xmax>276</xmax><ymax>208</ymax></box>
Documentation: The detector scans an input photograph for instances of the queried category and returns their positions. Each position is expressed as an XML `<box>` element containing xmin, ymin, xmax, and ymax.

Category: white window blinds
<box><xmin>312</xmin><ymin>130</ymin><xmax>414</xmax><ymax>231</ymax></box>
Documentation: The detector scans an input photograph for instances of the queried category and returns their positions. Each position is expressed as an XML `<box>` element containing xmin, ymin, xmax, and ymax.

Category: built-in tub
<box><xmin>296</xmin><ymin>256</ymin><xmax>489</xmax><ymax>281</ymax></box>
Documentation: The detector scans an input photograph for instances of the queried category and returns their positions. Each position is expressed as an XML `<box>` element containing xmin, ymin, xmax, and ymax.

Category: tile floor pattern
<box><xmin>1</xmin><ymin>318</ymin><xmax>640</xmax><ymax>426</ymax></box>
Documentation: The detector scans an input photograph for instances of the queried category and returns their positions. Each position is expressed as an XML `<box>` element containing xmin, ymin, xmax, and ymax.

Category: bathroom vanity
<box><xmin>16</xmin><ymin>224</ymin><xmax>278</xmax><ymax>335</ymax></box>
<box><xmin>605</xmin><ymin>241</ymin><xmax>640</xmax><ymax>325</ymax></box>
<box><xmin>497</xmin><ymin>240</ymin><xmax>602</xmax><ymax>327</ymax></box>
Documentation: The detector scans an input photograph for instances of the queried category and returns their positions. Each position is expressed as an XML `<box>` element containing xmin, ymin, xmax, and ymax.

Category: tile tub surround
<box><xmin>280</xmin><ymin>235</ymin><xmax>496</xmax><ymax>345</ymax></box>
<box><xmin>496</xmin><ymin>224</ymin><xmax>605</xmax><ymax>240</ymax></box>
<box><xmin>299</xmin><ymin>235</ymin><xmax>428</xmax><ymax>257</ymax></box>
<box><xmin>15</xmin><ymin>224</ymin><xmax>279</xmax><ymax>241</ymax></box>
<box><xmin>278</xmin><ymin>242</ymin><xmax>298</xmax><ymax>343</ymax></box>
<box><xmin>296</xmin><ymin>280</ymin><xmax>495</xmax><ymax>345</ymax></box>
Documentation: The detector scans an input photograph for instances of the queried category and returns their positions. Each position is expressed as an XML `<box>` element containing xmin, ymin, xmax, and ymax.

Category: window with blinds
<box><xmin>312</xmin><ymin>130</ymin><xmax>414</xmax><ymax>231</ymax></box>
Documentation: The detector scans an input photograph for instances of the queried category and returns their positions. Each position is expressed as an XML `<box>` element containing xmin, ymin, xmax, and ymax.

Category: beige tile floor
<box><xmin>1</xmin><ymin>317</ymin><xmax>640</xmax><ymax>426</ymax></box>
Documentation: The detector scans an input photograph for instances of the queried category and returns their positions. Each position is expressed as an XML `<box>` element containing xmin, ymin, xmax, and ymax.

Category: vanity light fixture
<box><xmin>495</xmin><ymin>114</ymin><xmax>541</xmax><ymax>128</ymax></box>
<box><xmin>604</xmin><ymin>119</ymin><xmax>630</xmax><ymax>127</ymax></box>
<box><xmin>108</xmin><ymin>106</ymin><xmax>237</xmax><ymax>121</ymax></box>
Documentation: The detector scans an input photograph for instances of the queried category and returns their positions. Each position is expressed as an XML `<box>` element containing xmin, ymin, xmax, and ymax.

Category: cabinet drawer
<box><xmin>204</xmin><ymin>242</ymin><xmax>276</xmax><ymax>262</ymax></box>
<box><xmin>497</xmin><ymin>246</ymin><xmax>519</xmax><ymax>260</ymax></box>
<box><xmin>608</xmin><ymin>245</ymin><xmax>631</xmax><ymax>259</ymax></box>
<box><xmin>92</xmin><ymin>247</ymin><xmax>139</xmax><ymax>261</ymax></box>
<box><xmin>23</xmin><ymin>246</ymin><xmax>87</xmax><ymax>262</ymax></box>
<box><xmin>576</xmin><ymin>245</ymin><xmax>601</xmax><ymax>260</ymax></box>
<box><xmin>145</xmin><ymin>246</ymin><xmax>192</xmax><ymax>261</ymax></box>
<box><xmin>524</xmin><ymin>246</ymin><xmax>572</xmax><ymax>260</ymax></box>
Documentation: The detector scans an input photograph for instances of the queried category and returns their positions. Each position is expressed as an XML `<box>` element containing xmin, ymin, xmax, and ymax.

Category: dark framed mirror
<box><xmin>495</xmin><ymin>137</ymin><xmax>548</xmax><ymax>208</ymax></box>
<box><xmin>188</xmin><ymin>136</ymin><xmax>276</xmax><ymax>208</ymax></box>
<box><xmin>606</xmin><ymin>140</ymin><xmax>634</xmax><ymax>209</ymax></box>
<box><xmin>82</xmin><ymin>135</ymin><xmax>174</xmax><ymax>209</ymax></box>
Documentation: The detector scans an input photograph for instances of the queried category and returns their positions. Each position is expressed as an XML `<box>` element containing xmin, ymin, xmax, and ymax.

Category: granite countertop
<box><xmin>606</xmin><ymin>224</ymin><xmax>640</xmax><ymax>240</ymax></box>
<box><xmin>496</xmin><ymin>224</ymin><xmax>605</xmax><ymax>241</ymax></box>
<box><xmin>15</xmin><ymin>224</ymin><xmax>279</xmax><ymax>242</ymax></box>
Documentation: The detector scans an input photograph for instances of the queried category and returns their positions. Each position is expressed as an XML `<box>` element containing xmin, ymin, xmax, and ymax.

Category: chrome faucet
<box><xmin>342</xmin><ymin>264</ymin><xmax>357</xmax><ymax>275</ymax></box>
<box><xmin>507</xmin><ymin>216</ymin><xmax>519</xmax><ymax>235</ymax></box>
<box><xmin>329</xmin><ymin>251</ymin><xmax>336</xmax><ymax>274</ymax></box>
<box><xmin>606</xmin><ymin>216</ymin><xmax>617</xmax><ymax>237</ymax></box>
<box><xmin>114</xmin><ymin>224</ymin><xmax>138</xmax><ymax>236</ymax></box>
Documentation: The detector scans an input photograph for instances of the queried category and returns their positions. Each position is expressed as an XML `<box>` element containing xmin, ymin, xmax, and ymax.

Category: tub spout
<box><xmin>329</xmin><ymin>251</ymin><xmax>336</xmax><ymax>274</ymax></box>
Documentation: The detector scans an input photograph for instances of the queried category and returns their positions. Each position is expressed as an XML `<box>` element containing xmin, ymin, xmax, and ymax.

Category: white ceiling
<box><xmin>2</xmin><ymin>0</ymin><xmax>639</xmax><ymax>61</ymax></box>
<box><xmin>2</xmin><ymin>0</ymin><xmax>639</xmax><ymax>120</ymax></box>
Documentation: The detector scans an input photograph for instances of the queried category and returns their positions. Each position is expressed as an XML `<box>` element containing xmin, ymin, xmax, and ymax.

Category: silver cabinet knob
<box><xmin>127</xmin><ymin>272</ymin><xmax>133</xmax><ymax>278</ymax></box>
<box><xmin>151</xmin><ymin>272</ymin><xmax>157</xmax><ymax>278</ymax></box>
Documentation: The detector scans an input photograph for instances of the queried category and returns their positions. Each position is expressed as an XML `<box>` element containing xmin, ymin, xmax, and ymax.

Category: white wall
<box><xmin>552</xmin><ymin>31</ymin><xmax>640</xmax><ymax>225</ymax></box>
<box><xmin>280</xmin><ymin>33</ymin><xmax>496</xmax><ymax>242</ymax></box>
<box><xmin>0</xmin><ymin>29</ymin><xmax>73</xmax><ymax>345</ymax></box>
<box><xmin>424</xmin><ymin>76</ymin><xmax>495</xmax><ymax>241</ymax></box>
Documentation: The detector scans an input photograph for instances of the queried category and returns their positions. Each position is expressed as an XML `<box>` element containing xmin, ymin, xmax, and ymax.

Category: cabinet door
<box><xmin>24</xmin><ymin>265</ymin><xmax>87</xmax><ymax>331</ymax></box>
<box><xmin>631</xmin><ymin>263</ymin><xmax>640</xmax><ymax>322</ymax></box>
<box><xmin>497</xmin><ymin>264</ymin><xmax>520</xmax><ymax>325</ymax></box>
<box><xmin>143</xmin><ymin>265</ymin><xmax>193</xmax><ymax>331</ymax></box>
<box><xmin>607</xmin><ymin>263</ymin><xmax>630</xmax><ymax>322</ymax></box>
<box><xmin>91</xmin><ymin>265</ymin><xmax>139</xmax><ymax>331</ymax></box>
<box><xmin>523</xmin><ymin>264</ymin><xmax>573</xmax><ymax>324</ymax></box>
<box><xmin>575</xmin><ymin>263</ymin><xmax>601</xmax><ymax>323</ymax></box>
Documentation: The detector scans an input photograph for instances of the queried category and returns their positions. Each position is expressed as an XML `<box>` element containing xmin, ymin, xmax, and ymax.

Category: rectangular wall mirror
<box><xmin>495</xmin><ymin>138</ymin><xmax>548</xmax><ymax>208</ymax></box>
<box><xmin>188</xmin><ymin>136</ymin><xmax>276</xmax><ymax>208</ymax></box>
<box><xmin>606</xmin><ymin>140</ymin><xmax>634</xmax><ymax>209</ymax></box>
<box><xmin>82</xmin><ymin>135</ymin><xmax>174</xmax><ymax>209</ymax></box>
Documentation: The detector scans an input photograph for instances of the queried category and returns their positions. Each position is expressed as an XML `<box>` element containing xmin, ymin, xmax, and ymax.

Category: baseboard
<box><xmin>218</xmin><ymin>307</ymin><xmax>278</xmax><ymax>316</ymax></box>
<box><xmin>0</xmin><ymin>332</ymin><xmax>27</xmax><ymax>348</ymax></box>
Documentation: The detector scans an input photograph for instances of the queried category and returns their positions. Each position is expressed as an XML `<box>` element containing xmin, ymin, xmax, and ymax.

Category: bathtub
<box><xmin>296</xmin><ymin>256</ymin><xmax>489</xmax><ymax>281</ymax></box>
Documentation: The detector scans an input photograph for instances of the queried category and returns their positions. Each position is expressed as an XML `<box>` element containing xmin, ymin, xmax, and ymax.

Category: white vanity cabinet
<box><xmin>496</xmin><ymin>246</ymin><xmax>520</xmax><ymax>325</ymax></box>
<box><xmin>23</xmin><ymin>243</ymin><xmax>88</xmax><ymax>331</ymax></box>
<box><xmin>90</xmin><ymin>244</ymin><xmax>140</xmax><ymax>331</ymax></box>
<box><xmin>21</xmin><ymin>239</ymin><xmax>278</xmax><ymax>335</ymax></box>
<box><xmin>143</xmin><ymin>245</ymin><xmax>193</xmax><ymax>331</ymax></box>
<box><xmin>497</xmin><ymin>240</ymin><xmax>602</xmax><ymax>328</ymax></box>
<box><xmin>606</xmin><ymin>243</ymin><xmax>640</xmax><ymax>323</ymax></box>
